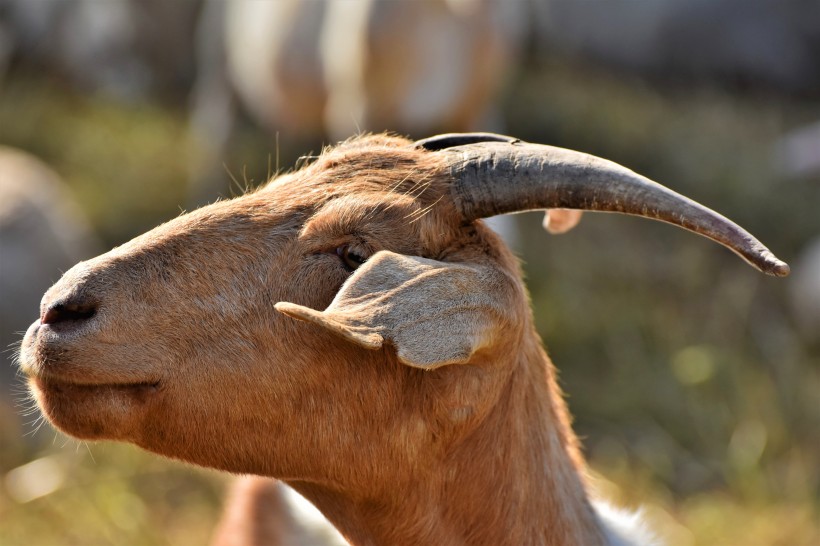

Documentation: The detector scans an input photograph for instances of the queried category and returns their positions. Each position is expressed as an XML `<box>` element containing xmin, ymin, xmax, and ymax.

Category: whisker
<box><xmin>83</xmin><ymin>442</ymin><xmax>97</xmax><ymax>464</ymax></box>
<box><xmin>405</xmin><ymin>195</ymin><xmax>446</xmax><ymax>224</ymax></box>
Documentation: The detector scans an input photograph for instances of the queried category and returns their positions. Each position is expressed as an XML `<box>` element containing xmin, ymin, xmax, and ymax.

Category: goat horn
<box><xmin>415</xmin><ymin>133</ymin><xmax>789</xmax><ymax>277</ymax></box>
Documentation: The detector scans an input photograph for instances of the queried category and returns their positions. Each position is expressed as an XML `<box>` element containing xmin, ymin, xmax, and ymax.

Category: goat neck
<box><xmin>287</xmin><ymin>318</ymin><xmax>605</xmax><ymax>545</ymax></box>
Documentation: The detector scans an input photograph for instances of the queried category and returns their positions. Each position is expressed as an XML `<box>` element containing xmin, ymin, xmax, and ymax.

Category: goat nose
<box><xmin>41</xmin><ymin>297</ymin><xmax>97</xmax><ymax>326</ymax></box>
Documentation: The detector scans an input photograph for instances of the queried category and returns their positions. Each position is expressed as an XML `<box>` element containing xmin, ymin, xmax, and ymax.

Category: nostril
<box><xmin>41</xmin><ymin>300</ymin><xmax>97</xmax><ymax>325</ymax></box>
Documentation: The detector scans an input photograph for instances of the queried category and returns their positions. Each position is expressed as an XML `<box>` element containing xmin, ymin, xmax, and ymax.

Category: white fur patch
<box><xmin>594</xmin><ymin>501</ymin><xmax>661</xmax><ymax>546</ymax></box>
<box><xmin>279</xmin><ymin>485</ymin><xmax>349</xmax><ymax>546</ymax></box>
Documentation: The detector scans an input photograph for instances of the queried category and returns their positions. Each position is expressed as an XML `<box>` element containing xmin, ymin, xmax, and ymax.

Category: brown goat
<box><xmin>19</xmin><ymin>133</ymin><xmax>787</xmax><ymax>545</ymax></box>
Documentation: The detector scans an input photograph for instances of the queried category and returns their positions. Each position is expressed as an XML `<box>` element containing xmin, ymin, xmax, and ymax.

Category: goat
<box><xmin>190</xmin><ymin>0</ymin><xmax>524</xmax><ymax>204</ymax></box>
<box><xmin>18</xmin><ymin>133</ymin><xmax>788</xmax><ymax>545</ymax></box>
<box><xmin>215</xmin><ymin>0</ymin><xmax>523</xmax><ymax>138</ymax></box>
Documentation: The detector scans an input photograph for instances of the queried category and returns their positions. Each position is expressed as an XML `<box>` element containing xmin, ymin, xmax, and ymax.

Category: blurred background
<box><xmin>0</xmin><ymin>0</ymin><xmax>818</xmax><ymax>544</ymax></box>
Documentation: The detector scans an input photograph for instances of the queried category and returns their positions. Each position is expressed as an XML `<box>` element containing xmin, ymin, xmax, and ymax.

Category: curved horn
<box><xmin>415</xmin><ymin>133</ymin><xmax>789</xmax><ymax>277</ymax></box>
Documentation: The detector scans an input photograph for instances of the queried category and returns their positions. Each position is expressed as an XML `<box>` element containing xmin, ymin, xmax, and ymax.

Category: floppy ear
<box><xmin>543</xmin><ymin>209</ymin><xmax>583</xmax><ymax>234</ymax></box>
<box><xmin>275</xmin><ymin>251</ymin><xmax>514</xmax><ymax>369</ymax></box>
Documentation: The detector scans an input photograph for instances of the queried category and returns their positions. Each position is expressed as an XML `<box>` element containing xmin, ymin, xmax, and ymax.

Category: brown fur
<box><xmin>20</xmin><ymin>134</ymin><xmax>607</xmax><ymax>545</ymax></box>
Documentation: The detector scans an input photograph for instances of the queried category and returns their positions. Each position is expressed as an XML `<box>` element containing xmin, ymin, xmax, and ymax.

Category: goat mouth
<box><xmin>31</xmin><ymin>376</ymin><xmax>162</xmax><ymax>395</ymax></box>
<box><xmin>29</xmin><ymin>375</ymin><xmax>162</xmax><ymax>441</ymax></box>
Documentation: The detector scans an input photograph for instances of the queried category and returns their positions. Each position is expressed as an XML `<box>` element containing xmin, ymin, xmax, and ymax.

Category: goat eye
<box><xmin>336</xmin><ymin>245</ymin><xmax>367</xmax><ymax>271</ymax></box>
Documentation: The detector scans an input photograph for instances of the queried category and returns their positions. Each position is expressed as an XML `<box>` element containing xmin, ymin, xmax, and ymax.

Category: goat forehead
<box><xmin>124</xmin><ymin>195</ymin><xmax>301</xmax><ymax>246</ymax></box>
<box><xmin>300</xmin><ymin>193</ymin><xmax>419</xmax><ymax>236</ymax></box>
<box><xmin>95</xmin><ymin>145</ymin><xmax>450</xmax><ymax>273</ymax></box>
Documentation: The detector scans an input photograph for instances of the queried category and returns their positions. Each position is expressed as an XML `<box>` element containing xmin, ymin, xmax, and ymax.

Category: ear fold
<box><xmin>275</xmin><ymin>251</ymin><xmax>515</xmax><ymax>369</ymax></box>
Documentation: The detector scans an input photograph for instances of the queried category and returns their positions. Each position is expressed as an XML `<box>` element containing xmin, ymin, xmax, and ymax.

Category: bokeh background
<box><xmin>1</xmin><ymin>1</ymin><xmax>819</xmax><ymax>544</ymax></box>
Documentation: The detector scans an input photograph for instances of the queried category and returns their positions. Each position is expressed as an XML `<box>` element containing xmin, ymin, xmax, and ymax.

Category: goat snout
<box><xmin>41</xmin><ymin>295</ymin><xmax>98</xmax><ymax>329</ymax></box>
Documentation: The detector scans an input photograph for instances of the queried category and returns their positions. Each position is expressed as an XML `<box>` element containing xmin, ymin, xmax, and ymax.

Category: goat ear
<box><xmin>275</xmin><ymin>251</ymin><xmax>513</xmax><ymax>369</ymax></box>
<box><xmin>543</xmin><ymin>209</ymin><xmax>583</xmax><ymax>234</ymax></box>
